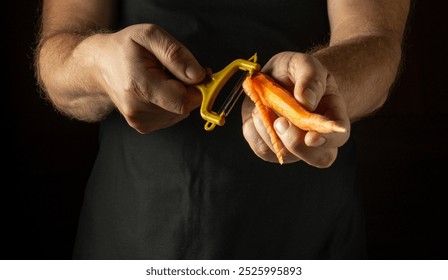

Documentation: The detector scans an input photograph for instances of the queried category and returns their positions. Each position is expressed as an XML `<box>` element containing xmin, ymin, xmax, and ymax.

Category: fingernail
<box><xmin>185</xmin><ymin>64</ymin><xmax>204</xmax><ymax>81</ymax></box>
<box><xmin>275</xmin><ymin>118</ymin><xmax>289</xmax><ymax>135</ymax></box>
<box><xmin>303</xmin><ymin>88</ymin><xmax>317</xmax><ymax>109</ymax></box>
<box><xmin>314</xmin><ymin>136</ymin><xmax>326</xmax><ymax>147</ymax></box>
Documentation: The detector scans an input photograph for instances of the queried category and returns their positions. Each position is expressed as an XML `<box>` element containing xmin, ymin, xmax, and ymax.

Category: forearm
<box><xmin>313</xmin><ymin>34</ymin><xmax>403</xmax><ymax>121</ymax></box>
<box><xmin>35</xmin><ymin>0</ymin><xmax>118</xmax><ymax>122</ymax></box>
<box><xmin>35</xmin><ymin>31</ymin><xmax>114</xmax><ymax>122</ymax></box>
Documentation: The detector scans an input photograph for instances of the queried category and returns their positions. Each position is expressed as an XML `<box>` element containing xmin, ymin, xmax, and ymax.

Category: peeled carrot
<box><xmin>242</xmin><ymin>72</ymin><xmax>346</xmax><ymax>164</ymax></box>
<box><xmin>243</xmin><ymin>76</ymin><xmax>285</xmax><ymax>164</ymax></box>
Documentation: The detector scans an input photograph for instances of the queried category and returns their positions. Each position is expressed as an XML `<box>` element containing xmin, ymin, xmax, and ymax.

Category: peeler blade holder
<box><xmin>195</xmin><ymin>54</ymin><xmax>260</xmax><ymax>131</ymax></box>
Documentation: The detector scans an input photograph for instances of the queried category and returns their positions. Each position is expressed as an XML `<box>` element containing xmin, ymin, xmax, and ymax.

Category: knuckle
<box><xmin>242</xmin><ymin>121</ymin><xmax>253</xmax><ymax>141</ymax></box>
<box><xmin>141</xmin><ymin>24</ymin><xmax>186</xmax><ymax>65</ymax></box>
<box><xmin>299</xmin><ymin>53</ymin><xmax>315</xmax><ymax>65</ymax></box>
<box><xmin>299</xmin><ymin>77</ymin><xmax>325</xmax><ymax>95</ymax></box>
<box><xmin>141</xmin><ymin>23</ymin><xmax>160</xmax><ymax>38</ymax></box>
<box><xmin>313</xmin><ymin>150</ymin><xmax>336</xmax><ymax>168</ymax></box>
<box><xmin>290</xmin><ymin>54</ymin><xmax>327</xmax><ymax>88</ymax></box>
<box><xmin>164</xmin><ymin>41</ymin><xmax>185</xmax><ymax>66</ymax></box>
<box><xmin>290</xmin><ymin>53</ymin><xmax>315</xmax><ymax>69</ymax></box>
<box><xmin>129</xmin><ymin>79</ymin><xmax>143</xmax><ymax>95</ymax></box>
<box><xmin>242</xmin><ymin>123</ymin><xmax>274</xmax><ymax>160</ymax></box>
<box><xmin>126</xmin><ymin>116</ymin><xmax>147</xmax><ymax>134</ymax></box>
<box><xmin>256</xmin><ymin>141</ymin><xmax>273</xmax><ymax>158</ymax></box>
<box><xmin>283</xmin><ymin>134</ymin><xmax>303</xmax><ymax>152</ymax></box>
<box><xmin>119</xmin><ymin>102</ymin><xmax>138</xmax><ymax>120</ymax></box>
<box><xmin>139</xmin><ymin>23</ymin><xmax>162</xmax><ymax>46</ymax></box>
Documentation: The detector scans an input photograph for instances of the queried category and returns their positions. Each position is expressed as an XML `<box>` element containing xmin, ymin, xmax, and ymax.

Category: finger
<box><xmin>124</xmin><ymin>102</ymin><xmax>189</xmax><ymax>134</ymax></box>
<box><xmin>241</xmin><ymin>95</ymin><xmax>255</xmax><ymax>124</ymax></box>
<box><xmin>252</xmin><ymin>108</ymin><xmax>278</xmax><ymax>154</ymax></box>
<box><xmin>290</xmin><ymin>55</ymin><xmax>328</xmax><ymax>111</ymax></box>
<box><xmin>312</xmin><ymin>82</ymin><xmax>351</xmax><ymax>146</ymax></box>
<box><xmin>134</xmin><ymin>68</ymin><xmax>194</xmax><ymax>115</ymax></box>
<box><xmin>242</xmin><ymin>111</ymin><xmax>279</xmax><ymax>163</ymax></box>
<box><xmin>132</xmin><ymin>24</ymin><xmax>206</xmax><ymax>84</ymax></box>
<box><xmin>274</xmin><ymin>117</ymin><xmax>306</xmax><ymax>153</ymax></box>
<box><xmin>303</xmin><ymin>130</ymin><xmax>348</xmax><ymax>152</ymax></box>
<box><xmin>298</xmin><ymin>73</ymin><xmax>351</xmax><ymax>148</ymax></box>
<box><xmin>263</xmin><ymin>52</ymin><xmax>328</xmax><ymax>111</ymax></box>
<box><xmin>274</xmin><ymin>117</ymin><xmax>338</xmax><ymax>168</ymax></box>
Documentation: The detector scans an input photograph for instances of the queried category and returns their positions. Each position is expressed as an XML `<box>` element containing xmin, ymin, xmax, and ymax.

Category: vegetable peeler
<box><xmin>195</xmin><ymin>53</ymin><xmax>260</xmax><ymax>131</ymax></box>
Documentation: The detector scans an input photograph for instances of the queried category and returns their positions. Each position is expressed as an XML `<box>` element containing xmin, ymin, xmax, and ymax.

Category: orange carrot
<box><xmin>243</xmin><ymin>76</ymin><xmax>285</xmax><ymax>164</ymax></box>
<box><xmin>243</xmin><ymin>72</ymin><xmax>346</xmax><ymax>134</ymax></box>
<box><xmin>242</xmin><ymin>72</ymin><xmax>346</xmax><ymax>164</ymax></box>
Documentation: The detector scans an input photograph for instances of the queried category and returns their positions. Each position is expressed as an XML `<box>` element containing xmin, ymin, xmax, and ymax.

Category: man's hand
<box><xmin>242</xmin><ymin>52</ymin><xmax>350</xmax><ymax>167</ymax></box>
<box><xmin>37</xmin><ymin>21</ymin><xmax>206</xmax><ymax>134</ymax></box>
<box><xmin>94</xmin><ymin>24</ymin><xmax>206</xmax><ymax>133</ymax></box>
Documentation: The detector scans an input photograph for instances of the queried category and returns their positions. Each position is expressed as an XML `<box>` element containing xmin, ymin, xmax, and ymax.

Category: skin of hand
<box><xmin>242</xmin><ymin>52</ymin><xmax>350</xmax><ymax>167</ymax></box>
<box><xmin>92</xmin><ymin>24</ymin><xmax>206</xmax><ymax>134</ymax></box>
<box><xmin>37</xmin><ymin>23</ymin><xmax>206</xmax><ymax>134</ymax></box>
<box><xmin>241</xmin><ymin>0</ymin><xmax>410</xmax><ymax>167</ymax></box>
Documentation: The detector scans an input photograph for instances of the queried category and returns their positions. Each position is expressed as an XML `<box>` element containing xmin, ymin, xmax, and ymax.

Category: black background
<box><xmin>4</xmin><ymin>0</ymin><xmax>448</xmax><ymax>259</ymax></box>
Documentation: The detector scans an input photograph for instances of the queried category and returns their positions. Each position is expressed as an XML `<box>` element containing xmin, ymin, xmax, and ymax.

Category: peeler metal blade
<box><xmin>217</xmin><ymin>72</ymin><xmax>248</xmax><ymax>119</ymax></box>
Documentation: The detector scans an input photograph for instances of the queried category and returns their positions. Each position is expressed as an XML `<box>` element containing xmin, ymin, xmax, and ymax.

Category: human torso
<box><xmin>73</xmin><ymin>0</ymin><xmax>366</xmax><ymax>260</ymax></box>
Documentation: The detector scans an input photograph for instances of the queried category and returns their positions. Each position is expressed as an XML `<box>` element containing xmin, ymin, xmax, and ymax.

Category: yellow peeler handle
<box><xmin>195</xmin><ymin>53</ymin><xmax>260</xmax><ymax>131</ymax></box>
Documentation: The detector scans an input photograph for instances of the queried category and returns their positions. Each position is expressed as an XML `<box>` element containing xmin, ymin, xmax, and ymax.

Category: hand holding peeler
<box><xmin>195</xmin><ymin>53</ymin><xmax>260</xmax><ymax>131</ymax></box>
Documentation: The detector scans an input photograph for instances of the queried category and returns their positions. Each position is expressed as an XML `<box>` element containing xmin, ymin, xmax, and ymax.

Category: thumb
<box><xmin>134</xmin><ymin>24</ymin><xmax>206</xmax><ymax>84</ymax></box>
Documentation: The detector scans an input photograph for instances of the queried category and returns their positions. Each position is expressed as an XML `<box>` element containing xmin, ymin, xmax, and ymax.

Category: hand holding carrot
<box><xmin>241</xmin><ymin>51</ymin><xmax>350</xmax><ymax>167</ymax></box>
